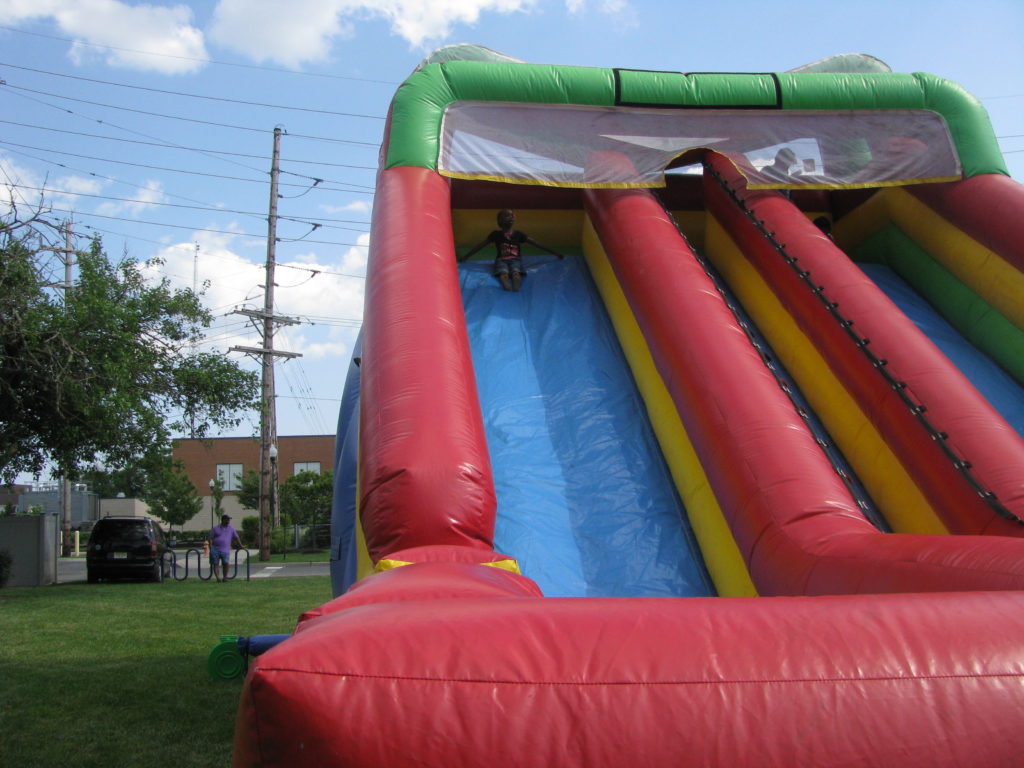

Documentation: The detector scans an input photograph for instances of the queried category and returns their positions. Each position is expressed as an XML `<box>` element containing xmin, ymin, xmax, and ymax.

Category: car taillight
<box><xmin>150</xmin><ymin>540</ymin><xmax>157</xmax><ymax>557</ymax></box>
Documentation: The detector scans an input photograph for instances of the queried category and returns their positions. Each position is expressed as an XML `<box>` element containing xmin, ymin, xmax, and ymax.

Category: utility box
<box><xmin>0</xmin><ymin>514</ymin><xmax>57</xmax><ymax>587</ymax></box>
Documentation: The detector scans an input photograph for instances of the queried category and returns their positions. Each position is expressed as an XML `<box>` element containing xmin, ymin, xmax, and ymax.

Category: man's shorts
<box><xmin>210</xmin><ymin>549</ymin><xmax>230</xmax><ymax>566</ymax></box>
<box><xmin>494</xmin><ymin>257</ymin><xmax>524</xmax><ymax>277</ymax></box>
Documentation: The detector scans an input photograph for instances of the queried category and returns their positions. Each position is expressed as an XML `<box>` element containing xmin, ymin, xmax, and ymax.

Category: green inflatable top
<box><xmin>383</xmin><ymin>46</ymin><xmax>1005</xmax><ymax>188</ymax></box>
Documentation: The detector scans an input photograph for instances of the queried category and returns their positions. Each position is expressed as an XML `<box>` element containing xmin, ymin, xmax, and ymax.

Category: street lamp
<box><xmin>208</xmin><ymin>478</ymin><xmax>223</xmax><ymax>529</ymax></box>
<box><xmin>268</xmin><ymin>444</ymin><xmax>279</xmax><ymax>529</ymax></box>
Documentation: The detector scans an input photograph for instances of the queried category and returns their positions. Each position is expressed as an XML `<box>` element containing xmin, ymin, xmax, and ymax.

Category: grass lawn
<box><xmin>0</xmin><ymin>577</ymin><xmax>332</xmax><ymax>768</ymax></box>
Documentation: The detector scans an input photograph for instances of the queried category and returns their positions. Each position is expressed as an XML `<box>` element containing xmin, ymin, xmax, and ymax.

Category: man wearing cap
<box><xmin>208</xmin><ymin>514</ymin><xmax>242</xmax><ymax>582</ymax></box>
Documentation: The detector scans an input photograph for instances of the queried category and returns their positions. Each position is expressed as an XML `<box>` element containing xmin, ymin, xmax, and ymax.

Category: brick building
<box><xmin>172</xmin><ymin>435</ymin><xmax>334</xmax><ymax>531</ymax></box>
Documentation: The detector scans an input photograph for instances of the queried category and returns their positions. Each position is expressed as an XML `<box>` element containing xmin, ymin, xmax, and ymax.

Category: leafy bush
<box><xmin>300</xmin><ymin>524</ymin><xmax>330</xmax><ymax>551</ymax></box>
<box><xmin>270</xmin><ymin>528</ymin><xmax>288</xmax><ymax>555</ymax></box>
<box><xmin>240</xmin><ymin>516</ymin><xmax>259</xmax><ymax>547</ymax></box>
<box><xmin>0</xmin><ymin>549</ymin><xmax>12</xmax><ymax>588</ymax></box>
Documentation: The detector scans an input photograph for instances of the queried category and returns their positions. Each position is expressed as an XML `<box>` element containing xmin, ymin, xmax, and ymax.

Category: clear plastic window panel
<box><xmin>438</xmin><ymin>101</ymin><xmax>960</xmax><ymax>189</ymax></box>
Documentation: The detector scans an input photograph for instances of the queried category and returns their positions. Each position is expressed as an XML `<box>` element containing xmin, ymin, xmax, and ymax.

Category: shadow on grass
<box><xmin>0</xmin><ymin>579</ymin><xmax>331</xmax><ymax>768</ymax></box>
<box><xmin>3</xmin><ymin>652</ymin><xmax>242</xmax><ymax>768</ymax></box>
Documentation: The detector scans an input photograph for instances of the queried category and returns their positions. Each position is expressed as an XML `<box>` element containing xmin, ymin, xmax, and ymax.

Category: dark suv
<box><xmin>86</xmin><ymin>517</ymin><xmax>171</xmax><ymax>583</ymax></box>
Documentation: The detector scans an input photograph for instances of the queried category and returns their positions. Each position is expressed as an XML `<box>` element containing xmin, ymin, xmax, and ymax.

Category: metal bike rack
<box><xmin>170</xmin><ymin>548</ymin><xmax>251</xmax><ymax>581</ymax></box>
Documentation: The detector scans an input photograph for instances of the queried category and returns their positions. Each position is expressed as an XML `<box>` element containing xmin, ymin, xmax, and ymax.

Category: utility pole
<box><xmin>229</xmin><ymin>127</ymin><xmax>301</xmax><ymax>562</ymax></box>
<box><xmin>60</xmin><ymin>221</ymin><xmax>74</xmax><ymax>557</ymax></box>
<box><xmin>190</xmin><ymin>242</ymin><xmax>199</xmax><ymax>438</ymax></box>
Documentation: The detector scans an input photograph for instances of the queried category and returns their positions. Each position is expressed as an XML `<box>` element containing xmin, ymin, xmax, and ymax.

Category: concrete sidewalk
<box><xmin>58</xmin><ymin>551</ymin><xmax>329</xmax><ymax>583</ymax></box>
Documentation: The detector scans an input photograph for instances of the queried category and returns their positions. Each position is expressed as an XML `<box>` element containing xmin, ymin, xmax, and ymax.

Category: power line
<box><xmin>2</xmin><ymin>85</ymin><xmax>269</xmax><ymax>175</ymax></box>
<box><xmin>1</xmin><ymin>142</ymin><xmax>371</xmax><ymax>196</ymax></box>
<box><xmin>0</xmin><ymin>24</ymin><xmax>401</xmax><ymax>86</ymax></box>
<box><xmin>0</xmin><ymin>61</ymin><xmax>387</xmax><ymax>121</ymax></box>
<box><xmin>0</xmin><ymin>82</ymin><xmax>381</xmax><ymax>147</ymax></box>
<box><xmin>1</xmin><ymin>145</ymin><xmax>368</xmax><ymax>233</ymax></box>
<box><xmin>276</xmin><ymin>263</ymin><xmax>366</xmax><ymax>280</ymax></box>
<box><xmin>2</xmin><ymin>147</ymin><xmax>267</xmax><ymax>216</ymax></box>
<box><xmin>0</xmin><ymin>119</ymin><xmax>379</xmax><ymax>169</ymax></box>
<box><xmin>1</xmin><ymin>86</ymin><xmax>378</xmax><ymax>196</ymax></box>
<box><xmin>10</xmin><ymin>182</ymin><xmax>371</xmax><ymax>230</ymax></box>
<box><xmin>0</xmin><ymin>139</ymin><xmax>376</xmax><ymax>191</ymax></box>
<box><xmin>39</xmin><ymin>199</ymin><xmax>370</xmax><ymax>280</ymax></box>
<box><xmin>40</xmin><ymin>205</ymin><xmax>367</xmax><ymax>246</ymax></box>
<box><xmin>300</xmin><ymin>314</ymin><xmax>364</xmax><ymax>326</ymax></box>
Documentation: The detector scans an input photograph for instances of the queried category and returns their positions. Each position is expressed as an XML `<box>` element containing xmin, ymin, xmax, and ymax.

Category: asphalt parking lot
<box><xmin>58</xmin><ymin>550</ymin><xmax>330</xmax><ymax>583</ymax></box>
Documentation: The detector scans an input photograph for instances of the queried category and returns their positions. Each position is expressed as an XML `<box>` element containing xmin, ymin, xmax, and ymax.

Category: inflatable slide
<box><xmin>233</xmin><ymin>49</ymin><xmax>1024</xmax><ymax>766</ymax></box>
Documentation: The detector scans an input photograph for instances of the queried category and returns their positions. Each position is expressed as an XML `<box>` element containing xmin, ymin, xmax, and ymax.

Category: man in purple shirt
<box><xmin>208</xmin><ymin>514</ymin><xmax>242</xmax><ymax>582</ymax></box>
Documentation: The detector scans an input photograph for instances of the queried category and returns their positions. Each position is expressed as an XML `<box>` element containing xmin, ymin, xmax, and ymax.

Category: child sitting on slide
<box><xmin>458</xmin><ymin>209</ymin><xmax>564</xmax><ymax>291</ymax></box>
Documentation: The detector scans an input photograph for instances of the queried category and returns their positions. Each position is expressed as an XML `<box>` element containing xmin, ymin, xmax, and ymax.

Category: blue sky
<box><xmin>2</xmin><ymin>0</ymin><xmax>1022</xmax><ymax>446</ymax></box>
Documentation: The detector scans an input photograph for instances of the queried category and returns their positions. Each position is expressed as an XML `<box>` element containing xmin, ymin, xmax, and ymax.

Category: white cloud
<box><xmin>0</xmin><ymin>153</ymin><xmax>114</xmax><ymax>214</ymax></box>
<box><xmin>144</xmin><ymin>229</ymin><xmax>367</xmax><ymax>362</ymax></box>
<box><xmin>0</xmin><ymin>0</ymin><xmax>207</xmax><ymax>74</ymax></box>
<box><xmin>566</xmin><ymin>0</ymin><xmax>630</xmax><ymax>12</ymax></box>
<box><xmin>45</xmin><ymin>174</ymin><xmax>105</xmax><ymax>210</ymax></box>
<box><xmin>278</xmin><ymin>332</ymin><xmax>351</xmax><ymax>361</ymax></box>
<box><xmin>0</xmin><ymin>152</ymin><xmax>48</xmax><ymax>211</ymax></box>
<box><xmin>52</xmin><ymin>175</ymin><xmax>104</xmax><ymax>195</ymax></box>
<box><xmin>208</xmin><ymin>0</ymin><xmax>354</xmax><ymax>67</ymax></box>
<box><xmin>209</xmin><ymin>0</ymin><xmax>536</xmax><ymax>65</ymax></box>
<box><xmin>370</xmin><ymin>0</ymin><xmax>535</xmax><ymax>49</ymax></box>
<box><xmin>337</xmin><ymin>232</ymin><xmax>370</xmax><ymax>275</ymax></box>
<box><xmin>319</xmin><ymin>200</ymin><xmax>372</xmax><ymax>215</ymax></box>
<box><xmin>95</xmin><ymin>179</ymin><xmax>167</xmax><ymax>217</ymax></box>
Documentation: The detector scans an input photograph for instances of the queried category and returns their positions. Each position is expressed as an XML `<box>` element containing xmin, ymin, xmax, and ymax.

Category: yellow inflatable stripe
<box><xmin>355</xmin><ymin>446</ymin><xmax>375</xmax><ymax>581</ymax></box>
<box><xmin>373</xmin><ymin>557</ymin><xmax>521</xmax><ymax>574</ymax></box>
<box><xmin>831</xmin><ymin>191</ymin><xmax>891</xmax><ymax>252</ymax></box>
<box><xmin>704</xmin><ymin>216</ymin><xmax>947</xmax><ymax>535</ymax></box>
<box><xmin>452</xmin><ymin>209</ymin><xmax>584</xmax><ymax>249</ymax></box>
<box><xmin>441</xmin><ymin>170</ymin><xmax>658</xmax><ymax>190</ymax></box>
<box><xmin>582</xmin><ymin>216</ymin><xmax>757</xmax><ymax>597</ymax></box>
<box><xmin>885</xmin><ymin>188</ymin><xmax>1024</xmax><ymax>330</ymax></box>
<box><xmin>667</xmin><ymin>210</ymin><xmax>707</xmax><ymax>250</ymax></box>
<box><xmin>747</xmin><ymin>175</ymin><xmax>959</xmax><ymax>192</ymax></box>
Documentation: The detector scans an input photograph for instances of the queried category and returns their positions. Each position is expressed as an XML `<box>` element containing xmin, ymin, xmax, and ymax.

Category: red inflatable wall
<box><xmin>235</xmin><ymin>166</ymin><xmax>1024</xmax><ymax>768</ymax></box>
<box><xmin>584</xmin><ymin>183</ymin><xmax>1024</xmax><ymax>594</ymax></box>
<box><xmin>236</xmin><ymin>587</ymin><xmax>1024</xmax><ymax>767</ymax></box>
<box><xmin>359</xmin><ymin>167</ymin><xmax>496</xmax><ymax>562</ymax></box>
<box><xmin>909</xmin><ymin>173</ymin><xmax>1024</xmax><ymax>270</ymax></box>
<box><xmin>704</xmin><ymin>153</ymin><xmax>1024</xmax><ymax>535</ymax></box>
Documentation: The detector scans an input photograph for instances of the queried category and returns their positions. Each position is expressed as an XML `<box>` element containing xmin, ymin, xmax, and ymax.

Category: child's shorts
<box><xmin>494</xmin><ymin>257</ymin><xmax>525</xmax><ymax>277</ymax></box>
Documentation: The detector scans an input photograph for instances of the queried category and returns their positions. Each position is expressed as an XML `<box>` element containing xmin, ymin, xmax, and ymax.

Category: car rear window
<box><xmin>91</xmin><ymin>520</ymin><xmax>150</xmax><ymax>544</ymax></box>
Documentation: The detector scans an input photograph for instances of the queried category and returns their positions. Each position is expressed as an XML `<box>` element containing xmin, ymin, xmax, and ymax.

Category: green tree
<box><xmin>236</xmin><ymin>468</ymin><xmax>261</xmax><ymax>512</ymax></box>
<box><xmin>79</xmin><ymin>450</ymin><xmax>172</xmax><ymax>499</ymax></box>
<box><xmin>239</xmin><ymin>515</ymin><xmax>260</xmax><ymax>547</ymax></box>
<box><xmin>0</xmin><ymin>211</ymin><xmax>259</xmax><ymax>483</ymax></box>
<box><xmin>280</xmin><ymin>470</ymin><xmax>333</xmax><ymax>527</ymax></box>
<box><xmin>142</xmin><ymin>463</ymin><xmax>202</xmax><ymax>534</ymax></box>
<box><xmin>79</xmin><ymin>464</ymin><xmax>149</xmax><ymax>499</ymax></box>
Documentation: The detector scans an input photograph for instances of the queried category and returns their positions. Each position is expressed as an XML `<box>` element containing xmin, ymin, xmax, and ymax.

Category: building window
<box><xmin>216</xmin><ymin>464</ymin><xmax>243</xmax><ymax>492</ymax></box>
<box><xmin>293</xmin><ymin>462</ymin><xmax>321</xmax><ymax>475</ymax></box>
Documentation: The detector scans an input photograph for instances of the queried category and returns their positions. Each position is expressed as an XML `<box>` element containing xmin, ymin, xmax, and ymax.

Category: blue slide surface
<box><xmin>459</xmin><ymin>257</ymin><xmax>714</xmax><ymax>598</ymax></box>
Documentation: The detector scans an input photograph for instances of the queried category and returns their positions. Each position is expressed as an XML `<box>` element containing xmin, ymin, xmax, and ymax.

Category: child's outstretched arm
<box><xmin>457</xmin><ymin>236</ymin><xmax>491</xmax><ymax>262</ymax></box>
<box><xmin>525</xmin><ymin>236</ymin><xmax>565</xmax><ymax>259</ymax></box>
